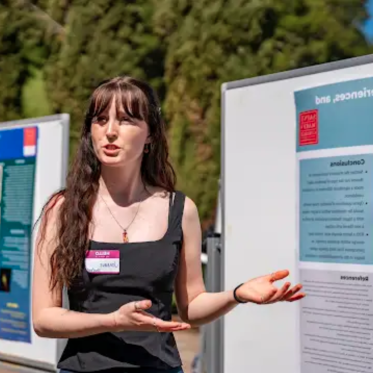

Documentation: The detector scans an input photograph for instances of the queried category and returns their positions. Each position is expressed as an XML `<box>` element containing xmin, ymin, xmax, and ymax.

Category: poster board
<box><xmin>221</xmin><ymin>54</ymin><xmax>373</xmax><ymax>373</ymax></box>
<box><xmin>0</xmin><ymin>114</ymin><xmax>69</xmax><ymax>371</ymax></box>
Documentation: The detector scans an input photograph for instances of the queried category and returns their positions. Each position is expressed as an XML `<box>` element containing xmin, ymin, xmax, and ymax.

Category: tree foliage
<box><xmin>0</xmin><ymin>0</ymin><xmax>49</xmax><ymax>121</ymax></box>
<box><xmin>153</xmin><ymin>0</ymin><xmax>372</xmax><ymax>225</ymax></box>
<box><xmin>0</xmin><ymin>0</ymin><xmax>372</xmax><ymax>224</ymax></box>
<box><xmin>43</xmin><ymin>0</ymin><xmax>165</xmax><ymax>155</ymax></box>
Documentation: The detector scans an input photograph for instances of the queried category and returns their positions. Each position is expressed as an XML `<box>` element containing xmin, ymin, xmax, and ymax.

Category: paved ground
<box><xmin>0</xmin><ymin>362</ymin><xmax>27</xmax><ymax>373</ymax></box>
<box><xmin>174</xmin><ymin>327</ymin><xmax>200</xmax><ymax>373</ymax></box>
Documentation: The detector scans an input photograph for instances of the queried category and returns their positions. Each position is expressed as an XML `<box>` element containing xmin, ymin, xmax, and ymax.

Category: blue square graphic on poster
<box><xmin>299</xmin><ymin>154</ymin><xmax>373</xmax><ymax>264</ymax></box>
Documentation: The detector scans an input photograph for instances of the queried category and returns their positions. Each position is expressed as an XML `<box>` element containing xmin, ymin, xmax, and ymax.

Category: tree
<box><xmin>0</xmin><ymin>0</ymin><xmax>49</xmax><ymax>121</ymax></box>
<box><xmin>44</xmin><ymin>0</ymin><xmax>165</xmax><ymax>156</ymax></box>
<box><xmin>154</xmin><ymin>0</ymin><xmax>372</xmax><ymax>226</ymax></box>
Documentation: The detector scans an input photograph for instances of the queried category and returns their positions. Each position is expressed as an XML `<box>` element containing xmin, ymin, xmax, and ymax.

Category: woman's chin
<box><xmin>99</xmin><ymin>156</ymin><xmax>125</xmax><ymax>168</ymax></box>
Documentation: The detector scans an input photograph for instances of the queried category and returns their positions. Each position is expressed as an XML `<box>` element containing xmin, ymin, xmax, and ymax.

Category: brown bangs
<box><xmin>88</xmin><ymin>79</ymin><xmax>149</xmax><ymax>123</ymax></box>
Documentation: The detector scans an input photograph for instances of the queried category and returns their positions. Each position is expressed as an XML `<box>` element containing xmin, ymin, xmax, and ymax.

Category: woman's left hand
<box><xmin>235</xmin><ymin>269</ymin><xmax>306</xmax><ymax>305</ymax></box>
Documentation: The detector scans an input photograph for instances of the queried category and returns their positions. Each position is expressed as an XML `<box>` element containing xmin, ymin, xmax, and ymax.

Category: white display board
<box><xmin>221</xmin><ymin>54</ymin><xmax>373</xmax><ymax>373</ymax></box>
<box><xmin>0</xmin><ymin>114</ymin><xmax>69</xmax><ymax>371</ymax></box>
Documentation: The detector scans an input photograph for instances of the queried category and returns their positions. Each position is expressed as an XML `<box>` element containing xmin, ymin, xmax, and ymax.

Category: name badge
<box><xmin>85</xmin><ymin>250</ymin><xmax>120</xmax><ymax>274</ymax></box>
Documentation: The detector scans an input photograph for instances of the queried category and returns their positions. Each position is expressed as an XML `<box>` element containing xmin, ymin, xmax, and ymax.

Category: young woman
<box><xmin>32</xmin><ymin>76</ymin><xmax>305</xmax><ymax>373</ymax></box>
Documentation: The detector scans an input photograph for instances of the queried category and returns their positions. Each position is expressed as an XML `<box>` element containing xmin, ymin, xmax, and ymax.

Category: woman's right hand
<box><xmin>111</xmin><ymin>300</ymin><xmax>191</xmax><ymax>332</ymax></box>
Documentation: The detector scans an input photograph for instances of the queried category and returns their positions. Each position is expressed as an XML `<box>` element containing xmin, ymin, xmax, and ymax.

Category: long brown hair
<box><xmin>38</xmin><ymin>76</ymin><xmax>176</xmax><ymax>291</ymax></box>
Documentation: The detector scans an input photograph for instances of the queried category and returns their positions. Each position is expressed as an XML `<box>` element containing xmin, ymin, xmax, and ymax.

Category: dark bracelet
<box><xmin>233</xmin><ymin>283</ymin><xmax>248</xmax><ymax>304</ymax></box>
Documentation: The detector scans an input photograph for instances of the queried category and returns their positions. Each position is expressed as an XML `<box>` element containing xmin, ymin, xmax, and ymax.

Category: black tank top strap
<box><xmin>166</xmin><ymin>190</ymin><xmax>186</xmax><ymax>242</ymax></box>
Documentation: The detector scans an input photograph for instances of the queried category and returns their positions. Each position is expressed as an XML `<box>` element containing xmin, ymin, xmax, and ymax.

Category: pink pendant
<box><xmin>122</xmin><ymin>230</ymin><xmax>129</xmax><ymax>243</ymax></box>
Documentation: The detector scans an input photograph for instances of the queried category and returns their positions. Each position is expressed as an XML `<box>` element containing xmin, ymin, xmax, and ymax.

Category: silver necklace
<box><xmin>99</xmin><ymin>190</ymin><xmax>145</xmax><ymax>243</ymax></box>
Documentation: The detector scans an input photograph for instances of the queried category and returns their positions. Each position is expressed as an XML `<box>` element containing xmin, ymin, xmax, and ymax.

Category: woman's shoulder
<box><xmin>46</xmin><ymin>191</ymin><xmax>65</xmax><ymax>211</ymax></box>
<box><xmin>40</xmin><ymin>191</ymin><xmax>65</xmax><ymax>225</ymax></box>
<box><xmin>174</xmin><ymin>191</ymin><xmax>199</xmax><ymax>223</ymax></box>
<box><xmin>149</xmin><ymin>187</ymin><xmax>199</xmax><ymax>220</ymax></box>
<box><xmin>174</xmin><ymin>192</ymin><xmax>201</xmax><ymax>239</ymax></box>
<box><xmin>35</xmin><ymin>191</ymin><xmax>66</xmax><ymax>253</ymax></box>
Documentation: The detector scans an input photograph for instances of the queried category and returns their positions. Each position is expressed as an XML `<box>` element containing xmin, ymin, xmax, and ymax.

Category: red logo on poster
<box><xmin>23</xmin><ymin>127</ymin><xmax>37</xmax><ymax>156</ymax></box>
<box><xmin>299</xmin><ymin>109</ymin><xmax>318</xmax><ymax>146</ymax></box>
<box><xmin>24</xmin><ymin>127</ymin><xmax>37</xmax><ymax>146</ymax></box>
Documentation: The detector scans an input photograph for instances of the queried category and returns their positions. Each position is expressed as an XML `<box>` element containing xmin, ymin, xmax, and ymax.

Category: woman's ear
<box><xmin>144</xmin><ymin>142</ymin><xmax>152</xmax><ymax>154</ymax></box>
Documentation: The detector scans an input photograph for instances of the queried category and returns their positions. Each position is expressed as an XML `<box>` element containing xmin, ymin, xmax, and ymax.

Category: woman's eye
<box><xmin>119</xmin><ymin>117</ymin><xmax>133</xmax><ymax>124</ymax></box>
<box><xmin>93</xmin><ymin>116</ymin><xmax>107</xmax><ymax>125</ymax></box>
<box><xmin>98</xmin><ymin>117</ymin><xmax>107</xmax><ymax>124</ymax></box>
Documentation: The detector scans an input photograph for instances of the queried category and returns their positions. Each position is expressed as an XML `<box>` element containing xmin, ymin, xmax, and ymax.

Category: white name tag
<box><xmin>85</xmin><ymin>250</ymin><xmax>120</xmax><ymax>274</ymax></box>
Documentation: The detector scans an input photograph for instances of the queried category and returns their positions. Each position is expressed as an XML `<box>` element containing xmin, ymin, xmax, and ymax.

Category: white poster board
<box><xmin>0</xmin><ymin>114</ymin><xmax>69</xmax><ymax>371</ymax></box>
<box><xmin>221</xmin><ymin>54</ymin><xmax>373</xmax><ymax>373</ymax></box>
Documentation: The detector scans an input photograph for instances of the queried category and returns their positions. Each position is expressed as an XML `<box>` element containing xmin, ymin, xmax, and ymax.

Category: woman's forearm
<box><xmin>33</xmin><ymin>307</ymin><xmax>115</xmax><ymax>338</ymax></box>
<box><xmin>182</xmin><ymin>290</ymin><xmax>240</xmax><ymax>325</ymax></box>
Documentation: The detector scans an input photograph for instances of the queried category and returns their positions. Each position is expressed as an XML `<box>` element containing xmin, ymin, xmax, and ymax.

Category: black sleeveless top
<box><xmin>57</xmin><ymin>191</ymin><xmax>186</xmax><ymax>372</ymax></box>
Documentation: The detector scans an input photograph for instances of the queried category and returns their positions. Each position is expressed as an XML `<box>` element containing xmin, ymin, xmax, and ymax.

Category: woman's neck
<box><xmin>99</xmin><ymin>164</ymin><xmax>146</xmax><ymax>206</ymax></box>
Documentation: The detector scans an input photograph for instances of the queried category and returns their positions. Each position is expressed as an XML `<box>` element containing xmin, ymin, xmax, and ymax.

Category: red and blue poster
<box><xmin>0</xmin><ymin>126</ymin><xmax>38</xmax><ymax>343</ymax></box>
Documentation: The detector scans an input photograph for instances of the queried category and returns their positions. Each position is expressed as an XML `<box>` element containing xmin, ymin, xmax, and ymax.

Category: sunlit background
<box><xmin>2</xmin><ymin>1</ymin><xmax>373</xmax><ymax>372</ymax></box>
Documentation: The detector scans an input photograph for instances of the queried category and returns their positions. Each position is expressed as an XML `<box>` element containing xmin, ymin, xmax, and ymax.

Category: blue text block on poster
<box><xmin>299</xmin><ymin>154</ymin><xmax>373</xmax><ymax>264</ymax></box>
